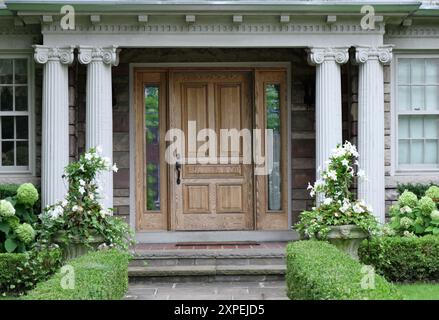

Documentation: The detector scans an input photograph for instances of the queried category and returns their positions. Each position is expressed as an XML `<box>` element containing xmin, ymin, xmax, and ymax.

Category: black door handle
<box><xmin>176</xmin><ymin>160</ymin><xmax>181</xmax><ymax>185</ymax></box>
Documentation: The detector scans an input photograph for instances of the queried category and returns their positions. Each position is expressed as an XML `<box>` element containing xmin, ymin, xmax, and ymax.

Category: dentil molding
<box><xmin>78</xmin><ymin>45</ymin><xmax>120</xmax><ymax>66</ymax></box>
<box><xmin>307</xmin><ymin>47</ymin><xmax>350</xmax><ymax>65</ymax></box>
<box><xmin>355</xmin><ymin>45</ymin><xmax>393</xmax><ymax>65</ymax></box>
<box><xmin>33</xmin><ymin>45</ymin><xmax>74</xmax><ymax>65</ymax></box>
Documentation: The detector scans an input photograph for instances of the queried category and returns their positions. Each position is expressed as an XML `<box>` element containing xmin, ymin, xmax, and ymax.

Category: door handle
<box><xmin>176</xmin><ymin>160</ymin><xmax>181</xmax><ymax>185</ymax></box>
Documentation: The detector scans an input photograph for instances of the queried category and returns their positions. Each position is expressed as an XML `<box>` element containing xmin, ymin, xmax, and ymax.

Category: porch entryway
<box><xmin>134</xmin><ymin>66</ymin><xmax>289</xmax><ymax>232</ymax></box>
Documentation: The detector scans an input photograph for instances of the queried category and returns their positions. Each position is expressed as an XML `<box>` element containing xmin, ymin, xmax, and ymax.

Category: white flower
<box><xmin>341</xmin><ymin>159</ymin><xmax>349</xmax><ymax>167</ymax></box>
<box><xmin>310</xmin><ymin>190</ymin><xmax>315</xmax><ymax>198</ymax></box>
<box><xmin>78</xmin><ymin>186</ymin><xmax>85</xmax><ymax>194</ymax></box>
<box><xmin>89</xmin><ymin>193</ymin><xmax>95</xmax><ymax>200</ymax></box>
<box><xmin>112</xmin><ymin>164</ymin><xmax>118</xmax><ymax>173</ymax></box>
<box><xmin>49</xmin><ymin>205</ymin><xmax>63</xmax><ymax>219</ymax></box>
<box><xmin>72</xmin><ymin>205</ymin><xmax>82</xmax><ymax>212</ymax></box>
<box><xmin>79</xmin><ymin>179</ymin><xmax>86</xmax><ymax>186</ymax></box>
<box><xmin>327</xmin><ymin>170</ymin><xmax>337</xmax><ymax>181</ymax></box>
<box><xmin>340</xmin><ymin>199</ymin><xmax>351</xmax><ymax>213</ymax></box>
<box><xmin>79</xmin><ymin>164</ymin><xmax>85</xmax><ymax>172</ymax></box>
<box><xmin>401</xmin><ymin>206</ymin><xmax>412</xmax><ymax>214</ymax></box>
<box><xmin>85</xmin><ymin>153</ymin><xmax>93</xmax><ymax>161</ymax></box>
<box><xmin>353</xmin><ymin>203</ymin><xmax>365</xmax><ymax>214</ymax></box>
<box><xmin>61</xmin><ymin>200</ymin><xmax>68</xmax><ymax>207</ymax></box>
<box><xmin>354</xmin><ymin>160</ymin><xmax>359</xmax><ymax>166</ymax></box>
<box><xmin>100</xmin><ymin>209</ymin><xmax>106</xmax><ymax>218</ymax></box>
<box><xmin>307</xmin><ymin>182</ymin><xmax>313</xmax><ymax>190</ymax></box>
<box><xmin>323</xmin><ymin>197</ymin><xmax>333</xmax><ymax>206</ymax></box>
<box><xmin>96</xmin><ymin>145</ymin><xmax>103</xmax><ymax>154</ymax></box>
<box><xmin>357</xmin><ymin>169</ymin><xmax>366</xmax><ymax>178</ymax></box>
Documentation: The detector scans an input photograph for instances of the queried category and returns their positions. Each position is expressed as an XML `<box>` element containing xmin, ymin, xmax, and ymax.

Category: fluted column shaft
<box><xmin>79</xmin><ymin>46</ymin><xmax>119</xmax><ymax>210</ymax></box>
<box><xmin>34</xmin><ymin>46</ymin><xmax>74</xmax><ymax>209</ymax></box>
<box><xmin>308</xmin><ymin>47</ymin><xmax>349</xmax><ymax>184</ymax></box>
<box><xmin>356</xmin><ymin>46</ymin><xmax>393</xmax><ymax>223</ymax></box>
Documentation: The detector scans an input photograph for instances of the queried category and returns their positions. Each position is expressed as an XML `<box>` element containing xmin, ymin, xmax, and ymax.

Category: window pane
<box><xmin>1</xmin><ymin>116</ymin><xmax>14</xmax><ymax>139</ymax></box>
<box><xmin>426</xmin><ymin>59</ymin><xmax>439</xmax><ymax>84</ymax></box>
<box><xmin>14</xmin><ymin>59</ymin><xmax>27</xmax><ymax>84</ymax></box>
<box><xmin>15</xmin><ymin>86</ymin><xmax>27</xmax><ymax>111</ymax></box>
<box><xmin>145</xmin><ymin>86</ymin><xmax>160</xmax><ymax>211</ymax></box>
<box><xmin>16</xmin><ymin>116</ymin><xmax>28</xmax><ymax>139</ymax></box>
<box><xmin>398</xmin><ymin>59</ymin><xmax>410</xmax><ymax>84</ymax></box>
<box><xmin>410</xmin><ymin>116</ymin><xmax>423</xmax><ymax>139</ymax></box>
<box><xmin>425</xmin><ymin>140</ymin><xmax>438</xmax><ymax>164</ymax></box>
<box><xmin>266</xmin><ymin>84</ymin><xmax>281</xmax><ymax>211</ymax></box>
<box><xmin>411</xmin><ymin>139</ymin><xmax>424</xmax><ymax>163</ymax></box>
<box><xmin>0</xmin><ymin>86</ymin><xmax>13</xmax><ymax>111</ymax></box>
<box><xmin>399</xmin><ymin>140</ymin><xmax>409</xmax><ymax>164</ymax></box>
<box><xmin>398</xmin><ymin>86</ymin><xmax>410</xmax><ymax>111</ymax></box>
<box><xmin>399</xmin><ymin>116</ymin><xmax>410</xmax><ymax>138</ymax></box>
<box><xmin>2</xmin><ymin>141</ymin><xmax>14</xmax><ymax>166</ymax></box>
<box><xmin>425</xmin><ymin>116</ymin><xmax>439</xmax><ymax>139</ymax></box>
<box><xmin>411</xmin><ymin>86</ymin><xmax>425</xmax><ymax>110</ymax></box>
<box><xmin>426</xmin><ymin>86</ymin><xmax>439</xmax><ymax>111</ymax></box>
<box><xmin>411</xmin><ymin>59</ymin><xmax>425</xmax><ymax>84</ymax></box>
<box><xmin>16</xmin><ymin>141</ymin><xmax>28</xmax><ymax>166</ymax></box>
<box><xmin>0</xmin><ymin>60</ymin><xmax>12</xmax><ymax>84</ymax></box>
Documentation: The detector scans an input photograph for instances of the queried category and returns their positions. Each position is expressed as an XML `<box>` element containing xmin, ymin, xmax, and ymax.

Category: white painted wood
<box><xmin>78</xmin><ymin>46</ymin><xmax>120</xmax><ymax>210</ymax></box>
<box><xmin>308</xmin><ymin>47</ymin><xmax>349</xmax><ymax>189</ymax></box>
<box><xmin>356</xmin><ymin>45</ymin><xmax>393</xmax><ymax>224</ymax></box>
<box><xmin>33</xmin><ymin>45</ymin><xmax>74</xmax><ymax>209</ymax></box>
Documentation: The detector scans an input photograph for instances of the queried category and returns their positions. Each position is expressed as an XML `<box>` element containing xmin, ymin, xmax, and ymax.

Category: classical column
<box><xmin>34</xmin><ymin>46</ymin><xmax>74</xmax><ymax>209</ymax></box>
<box><xmin>355</xmin><ymin>45</ymin><xmax>393</xmax><ymax>223</ymax></box>
<box><xmin>78</xmin><ymin>46</ymin><xmax>119</xmax><ymax>210</ymax></box>
<box><xmin>308</xmin><ymin>47</ymin><xmax>349</xmax><ymax>184</ymax></box>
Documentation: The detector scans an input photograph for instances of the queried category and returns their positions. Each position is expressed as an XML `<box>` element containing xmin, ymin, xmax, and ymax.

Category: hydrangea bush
<box><xmin>0</xmin><ymin>183</ymin><xmax>39</xmax><ymax>253</ymax></box>
<box><xmin>387</xmin><ymin>186</ymin><xmax>439</xmax><ymax>237</ymax></box>
<box><xmin>40</xmin><ymin>147</ymin><xmax>134</xmax><ymax>251</ymax></box>
<box><xmin>295</xmin><ymin>141</ymin><xmax>378</xmax><ymax>239</ymax></box>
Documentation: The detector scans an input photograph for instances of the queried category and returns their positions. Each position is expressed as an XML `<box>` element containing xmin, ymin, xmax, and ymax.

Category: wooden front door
<box><xmin>169</xmin><ymin>71</ymin><xmax>254</xmax><ymax>231</ymax></box>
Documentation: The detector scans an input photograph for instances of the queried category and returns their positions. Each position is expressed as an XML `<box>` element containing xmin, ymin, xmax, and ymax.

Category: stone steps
<box><xmin>129</xmin><ymin>248</ymin><xmax>286</xmax><ymax>283</ymax></box>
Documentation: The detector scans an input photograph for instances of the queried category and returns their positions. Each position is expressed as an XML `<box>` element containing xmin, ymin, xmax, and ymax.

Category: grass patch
<box><xmin>397</xmin><ymin>283</ymin><xmax>439</xmax><ymax>300</ymax></box>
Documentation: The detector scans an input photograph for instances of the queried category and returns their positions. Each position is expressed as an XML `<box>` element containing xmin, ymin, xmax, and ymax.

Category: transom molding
<box><xmin>355</xmin><ymin>45</ymin><xmax>393</xmax><ymax>65</ymax></box>
<box><xmin>33</xmin><ymin>45</ymin><xmax>74</xmax><ymax>65</ymax></box>
<box><xmin>307</xmin><ymin>47</ymin><xmax>350</xmax><ymax>65</ymax></box>
<box><xmin>78</xmin><ymin>45</ymin><xmax>120</xmax><ymax>66</ymax></box>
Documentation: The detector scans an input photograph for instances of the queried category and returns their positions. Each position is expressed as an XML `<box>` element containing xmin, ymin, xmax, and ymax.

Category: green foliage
<box><xmin>397</xmin><ymin>283</ymin><xmax>439</xmax><ymax>300</ymax></box>
<box><xmin>41</xmin><ymin>148</ymin><xmax>135</xmax><ymax>251</ymax></box>
<box><xmin>0</xmin><ymin>184</ymin><xmax>19</xmax><ymax>200</ymax></box>
<box><xmin>286</xmin><ymin>240</ymin><xmax>402</xmax><ymax>300</ymax></box>
<box><xmin>0</xmin><ymin>183</ymin><xmax>39</xmax><ymax>253</ymax></box>
<box><xmin>359</xmin><ymin>236</ymin><xmax>439</xmax><ymax>282</ymax></box>
<box><xmin>23</xmin><ymin>249</ymin><xmax>131</xmax><ymax>300</ymax></box>
<box><xmin>397</xmin><ymin>182</ymin><xmax>439</xmax><ymax>199</ymax></box>
<box><xmin>0</xmin><ymin>246</ymin><xmax>62</xmax><ymax>295</ymax></box>
<box><xmin>295</xmin><ymin>141</ymin><xmax>378</xmax><ymax>239</ymax></box>
<box><xmin>388</xmin><ymin>189</ymin><xmax>439</xmax><ymax>237</ymax></box>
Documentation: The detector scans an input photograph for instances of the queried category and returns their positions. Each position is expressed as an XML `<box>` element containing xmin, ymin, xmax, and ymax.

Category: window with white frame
<box><xmin>0</xmin><ymin>56</ymin><xmax>32</xmax><ymax>173</ymax></box>
<box><xmin>396</xmin><ymin>56</ymin><xmax>439</xmax><ymax>170</ymax></box>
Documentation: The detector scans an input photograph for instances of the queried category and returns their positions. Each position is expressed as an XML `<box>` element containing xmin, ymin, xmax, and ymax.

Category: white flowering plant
<box><xmin>39</xmin><ymin>147</ymin><xmax>134</xmax><ymax>251</ymax></box>
<box><xmin>295</xmin><ymin>141</ymin><xmax>378</xmax><ymax>239</ymax></box>
<box><xmin>386</xmin><ymin>186</ymin><xmax>439</xmax><ymax>237</ymax></box>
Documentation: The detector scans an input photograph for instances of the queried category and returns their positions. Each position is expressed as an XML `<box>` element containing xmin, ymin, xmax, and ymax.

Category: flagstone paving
<box><xmin>125</xmin><ymin>280</ymin><xmax>288</xmax><ymax>300</ymax></box>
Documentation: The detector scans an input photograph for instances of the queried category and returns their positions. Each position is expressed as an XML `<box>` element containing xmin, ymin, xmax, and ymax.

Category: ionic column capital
<box><xmin>78</xmin><ymin>45</ymin><xmax>120</xmax><ymax>66</ymax></box>
<box><xmin>33</xmin><ymin>45</ymin><xmax>74</xmax><ymax>65</ymax></box>
<box><xmin>307</xmin><ymin>47</ymin><xmax>350</xmax><ymax>66</ymax></box>
<box><xmin>355</xmin><ymin>45</ymin><xmax>393</xmax><ymax>65</ymax></box>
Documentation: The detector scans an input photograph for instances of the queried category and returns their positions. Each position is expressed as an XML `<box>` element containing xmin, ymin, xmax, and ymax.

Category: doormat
<box><xmin>175</xmin><ymin>241</ymin><xmax>260</xmax><ymax>247</ymax></box>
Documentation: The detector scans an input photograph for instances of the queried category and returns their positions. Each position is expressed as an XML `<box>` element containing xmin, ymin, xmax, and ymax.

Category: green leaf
<box><xmin>4</xmin><ymin>238</ymin><xmax>18</xmax><ymax>252</ymax></box>
<box><xmin>0</xmin><ymin>221</ymin><xmax>10</xmax><ymax>234</ymax></box>
<box><xmin>433</xmin><ymin>228</ymin><xmax>439</xmax><ymax>235</ymax></box>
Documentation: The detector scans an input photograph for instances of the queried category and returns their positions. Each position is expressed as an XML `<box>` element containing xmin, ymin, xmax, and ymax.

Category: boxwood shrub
<box><xmin>0</xmin><ymin>253</ymin><xmax>27</xmax><ymax>294</ymax></box>
<box><xmin>23</xmin><ymin>249</ymin><xmax>131</xmax><ymax>300</ymax></box>
<box><xmin>286</xmin><ymin>240</ymin><xmax>402</xmax><ymax>300</ymax></box>
<box><xmin>359</xmin><ymin>235</ymin><xmax>439</xmax><ymax>282</ymax></box>
<box><xmin>0</xmin><ymin>184</ymin><xmax>20</xmax><ymax>199</ymax></box>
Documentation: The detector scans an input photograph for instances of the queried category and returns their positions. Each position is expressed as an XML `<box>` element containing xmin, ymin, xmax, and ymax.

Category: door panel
<box><xmin>170</xmin><ymin>71</ymin><xmax>253</xmax><ymax>231</ymax></box>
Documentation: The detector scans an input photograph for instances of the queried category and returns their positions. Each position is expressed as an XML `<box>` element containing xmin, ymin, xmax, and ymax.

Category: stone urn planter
<box><xmin>325</xmin><ymin>225</ymin><xmax>368</xmax><ymax>260</ymax></box>
<box><xmin>54</xmin><ymin>231</ymin><xmax>105</xmax><ymax>261</ymax></box>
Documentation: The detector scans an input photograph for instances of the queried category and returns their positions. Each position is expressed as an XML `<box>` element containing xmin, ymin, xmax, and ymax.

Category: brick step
<box><xmin>130</xmin><ymin>248</ymin><xmax>285</xmax><ymax>267</ymax></box>
<box><xmin>128</xmin><ymin>265</ymin><xmax>285</xmax><ymax>283</ymax></box>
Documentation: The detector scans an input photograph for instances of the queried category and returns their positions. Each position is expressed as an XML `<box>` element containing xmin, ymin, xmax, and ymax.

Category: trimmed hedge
<box><xmin>0</xmin><ymin>253</ymin><xmax>27</xmax><ymax>294</ymax></box>
<box><xmin>359</xmin><ymin>235</ymin><xmax>439</xmax><ymax>282</ymax></box>
<box><xmin>0</xmin><ymin>184</ymin><xmax>20</xmax><ymax>199</ymax></box>
<box><xmin>23</xmin><ymin>249</ymin><xmax>131</xmax><ymax>300</ymax></box>
<box><xmin>0</xmin><ymin>247</ymin><xmax>62</xmax><ymax>295</ymax></box>
<box><xmin>286</xmin><ymin>240</ymin><xmax>402</xmax><ymax>300</ymax></box>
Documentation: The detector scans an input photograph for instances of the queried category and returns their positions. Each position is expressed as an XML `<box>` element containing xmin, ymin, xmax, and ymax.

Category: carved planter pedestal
<box><xmin>54</xmin><ymin>231</ymin><xmax>105</xmax><ymax>261</ymax></box>
<box><xmin>326</xmin><ymin>225</ymin><xmax>368</xmax><ymax>260</ymax></box>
